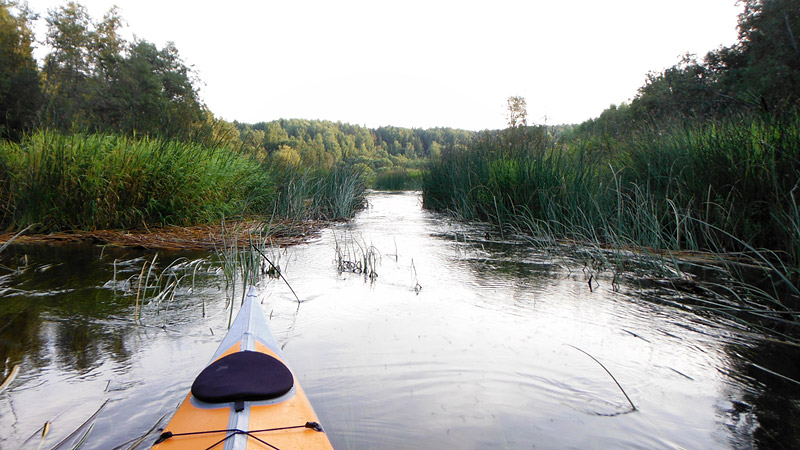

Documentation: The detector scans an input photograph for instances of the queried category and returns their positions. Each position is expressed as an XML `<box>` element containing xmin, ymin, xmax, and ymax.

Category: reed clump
<box><xmin>334</xmin><ymin>232</ymin><xmax>380</xmax><ymax>281</ymax></box>
<box><xmin>422</xmin><ymin>115</ymin><xmax>800</xmax><ymax>332</ymax></box>
<box><xmin>127</xmin><ymin>254</ymin><xmax>208</xmax><ymax>322</ymax></box>
<box><xmin>372</xmin><ymin>168</ymin><xmax>423</xmax><ymax>190</ymax></box>
<box><xmin>272</xmin><ymin>164</ymin><xmax>367</xmax><ymax>222</ymax></box>
<box><xmin>0</xmin><ymin>131</ymin><xmax>275</xmax><ymax>231</ymax></box>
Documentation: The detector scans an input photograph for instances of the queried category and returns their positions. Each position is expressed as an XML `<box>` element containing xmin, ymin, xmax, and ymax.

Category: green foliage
<box><xmin>103</xmin><ymin>40</ymin><xmax>205</xmax><ymax>138</ymax></box>
<box><xmin>372</xmin><ymin>168</ymin><xmax>423</xmax><ymax>191</ymax></box>
<box><xmin>619</xmin><ymin>116</ymin><xmax>800</xmax><ymax>255</ymax></box>
<box><xmin>733</xmin><ymin>0</ymin><xmax>800</xmax><ymax>111</ymax></box>
<box><xmin>632</xmin><ymin>54</ymin><xmax>726</xmax><ymax>121</ymax></box>
<box><xmin>625</xmin><ymin>0</ymin><xmax>800</xmax><ymax>123</ymax></box>
<box><xmin>424</xmin><ymin>117</ymin><xmax>800</xmax><ymax>307</ymax></box>
<box><xmin>0</xmin><ymin>131</ymin><xmax>276</xmax><ymax>231</ymax></box>
<box><xmin>423</xmin><ymin>126</ymin><xmax>598</xmax><ymax>234</ymax></box>
<box><xmin>239</xmin><ymin>119</ymin><xmax>473</xmax><ymax>171</ymax></box>
<box><xmin>560</xmin><ymin>104</ymin><xmax>634</xmax><ymax>157</ymax></box>
<box><xmin>39</xmin><ymin>2</ymin><xmax>204</xmax><ymax>139</ymax></box>
<box><xmin>0</xmin><ymin>1</ymin><xmax>41</xmax><ymax>140</ymax></box>
<box><xmin>272</xmin><ymin>164</ymin><xmax>367</xmax><ymax>221</ymax></box>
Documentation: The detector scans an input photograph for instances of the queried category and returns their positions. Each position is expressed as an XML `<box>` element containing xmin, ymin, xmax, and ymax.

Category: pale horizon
<box><xmin>29</xmin><ymin>0</ymin><xmax>742</xmax><ymax>130</ymax></box>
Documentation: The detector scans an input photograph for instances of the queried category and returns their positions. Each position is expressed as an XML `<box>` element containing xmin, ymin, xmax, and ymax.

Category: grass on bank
<box><xmin>0</xmin><ymin>130</ymin><xmax>368</xmax><ymax>329</ymax></box>
<box><xmin>423</xmin><ymin>115</ymin><xmax>800</xmax><ymax>336</ymax></box>
<box><xmin>0</xmin><ymin>131</ymin><xmax>275</xmax><ymax>231</ymax></box>
<box><xmin>0</xmin><ymin>130</ymin><xmax>368</xmax><ymax>233</ymax></box>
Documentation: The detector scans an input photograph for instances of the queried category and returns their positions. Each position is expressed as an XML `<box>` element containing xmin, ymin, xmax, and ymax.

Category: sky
<box><xmin>28</xmin><ymin>0</ymin><xmax>743</xmax><ymax>130</ymax></box>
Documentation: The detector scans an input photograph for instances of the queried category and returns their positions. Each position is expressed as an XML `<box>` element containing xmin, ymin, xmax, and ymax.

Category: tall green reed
<box><xmin>272</xmin><ymin>164</ymin><xmax>367</xmax><ymax>221</ymax></box>
<box><xmin>423</xmin><ymin>116</ymin><xmax>800</xmax><ymax>332</ymax></box>
<box><xmin>122</xmin><ymin>254</ymin><xmax>209</xmax><ymax>324</ymax></box>
<box><xmin>372</xmin><ymin>168</ymin><xmax>423</xmax><ymax>190</ymax></box>
<box><xmin>0</xmin><ymin>130</ymin><xmax>276</xmax><ymax>231</ymax></box>
<box><xmin>215</xmin><ymin>220</ymin><xmax>305</xmax><ymax>326</ymax></box>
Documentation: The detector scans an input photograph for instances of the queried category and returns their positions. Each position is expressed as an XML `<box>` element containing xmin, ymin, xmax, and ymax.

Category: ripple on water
<box><xmin>1</xmin><ymin>192</ymin><xmax>795</xmax><ymax>449</ymax></box>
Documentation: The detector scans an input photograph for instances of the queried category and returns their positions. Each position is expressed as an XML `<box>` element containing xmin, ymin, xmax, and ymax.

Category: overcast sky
<box><xmin>29</xmin><ymin>0</ymin><xmax>742</xmax><ymax>130</ymax></box>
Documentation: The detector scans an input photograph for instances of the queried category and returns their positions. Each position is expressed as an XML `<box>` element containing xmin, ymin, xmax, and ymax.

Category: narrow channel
<box><xmin>0</xmin><ymin>191</ymin><xmax>797</xmax><ymax>448</ymax></box>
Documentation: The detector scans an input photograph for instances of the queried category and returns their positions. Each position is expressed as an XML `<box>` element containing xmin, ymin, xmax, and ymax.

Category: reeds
<box><xmin>422</xmin><ymin>115</ymin><xmax>800</xmax><ymax>334</ymax></box>
<box><xmin>372</xmin><ymin>168</ymin><xmax>423</xmax><ymax>190</ymax></box>
<box><xmin>0</xmin><ymin>131</ymin><xmax>276</xmax><ymax>231</ymax></box>
<box><xmin>49</xmin><ymin>399</ymin><xmax>109</xmax><ymax>450</ymax></box>
<box><xmin>0</xmin><ymin>130</ymin><xmax>370</xmax><ymax>237</ymax></box>
<box><xmin>334</xmin><ymin>232</ymin><xmax>380</xmax><ymax>281</ymax></box>
<box><xmin>566</xmin><ymin>344</ymin><xmax>636</xmax><ymax>413</ymax></box>
<box><xmin>118</xmin><ymin>254</ymin><xmax>209</xmax><ymax>324</ymax></box>
<box><xmin>214</xmin><ymin>221</ymin><xmax>304</xmax><ymax>326</ymax></box>
<box><xmin>272</xmin><ymin>164</ymin><xmax>367</xmax><ymax>221</ymax></box>
<box><xmin>0</xmin><ymin>364</ymin><xmax>19</xmax><ymax>394</ymax></box>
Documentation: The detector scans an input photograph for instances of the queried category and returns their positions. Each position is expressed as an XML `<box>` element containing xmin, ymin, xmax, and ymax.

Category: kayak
<box><xmin>151</xmin><ymin>287</ymin><xmax>333</xmax><ymax>449</ymax></box>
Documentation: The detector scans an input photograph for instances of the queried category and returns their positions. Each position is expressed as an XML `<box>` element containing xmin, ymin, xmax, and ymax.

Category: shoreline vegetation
<box><xmin>0</xmin><ymin>130</ymin><xmax>369</xmax><ymax>248</ymax></box>
<box><xmin>1</xmin><ymin>0</ymin><xmax>798</xmax><ymax>339</ymax></box>
<box><xmin>423</xmin><ymin>116</ymin><xmax>800</xmax><ymax>339</ymax></box>
<box><xmin>1</xmin><ymin>1</ymin><xmax>466</xmax><ymax>247</ymax></box>
<box><xmin>0</xmin><ymin>219</ymin><xmax>323</xmax><ymax>250</ymax></box>
<box><xmin>422</xmin><ymin>0</ymin><xmax>800</xmax><ymax>340</ymax></box>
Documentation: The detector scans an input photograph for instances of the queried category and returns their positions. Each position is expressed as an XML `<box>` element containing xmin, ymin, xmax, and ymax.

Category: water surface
<box><xmin>1</xmin><ymin>191</ymin><xmax>798</xmax><ymax>448</ymax></box>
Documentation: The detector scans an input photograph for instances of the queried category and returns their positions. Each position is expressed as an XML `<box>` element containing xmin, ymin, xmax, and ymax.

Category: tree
<box><xmin>628</xmin><ymin>0</ymin><xmax>800</xmax><ymax>120</ymax></box>
<box><xmin>630</xmin><ymin>54</ymin><xmax>723</xmax><ymax>120</ymax></box>
<box><xmin>41</xmin><ymin>1</ymin><xmax>94</xmax><ymax>129</ymax></box>
<box><xmin>92</xmin><ymin>6</ymin><xmax>124</xmax><ymax>80</ymax></box>
<box><xmin>0</xmin><ymin>0</ymin><xmax>41</xmax><ymax>140</ymax></box>
<box><xmin>39</xmin><ymin>3</ymin><xmax>204</xmax><ymax>137</ymax></box>
<box><xmin>273</xmin><ymin>144</ymin><xmax>301</xmax><ymax>167</ymax></box>
<box><xmin>116</xmin><ymin>40</ymin><xmax>204</xmax><ymax>137</ymax></box>
<box><xmin>734</xmin><ymin>0</ymin><xmax>800</xmax><ymax>111</ymax></box>
<box><xmin>506</xmin><ymin>96</ymin><xmax>527</xmax><ymax>128</ymax></box>
<box><xmin>239</xmin><ymin>127</ymin><xmax>266</xmax><ymax>159</ymax></box>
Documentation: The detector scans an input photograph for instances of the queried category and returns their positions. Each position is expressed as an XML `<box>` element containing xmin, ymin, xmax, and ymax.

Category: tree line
<box><xmin>230</xmin><ymin>119</ymin><xmax>473</xmax><ymax>173</ymax></box>
<box><xmin>1</xmin><ymin>1</ymin><xmax>208</xmax><ymax>141</ymax></box>
<box><xmin>565</xmin><ymin>0</ymin><xmax>800</xmax><ymax>143</ymax></box>
<box><xmin>0</xmin><ymin>0</ymin><xmax>474</xmax><ymax>179</ymax></box>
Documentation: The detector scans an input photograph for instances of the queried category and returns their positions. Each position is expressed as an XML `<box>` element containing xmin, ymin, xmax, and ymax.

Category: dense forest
<box><xmin>233</xmin><ymin>119</ymin><xmax>473</xmax><ymax>173</ymax></box>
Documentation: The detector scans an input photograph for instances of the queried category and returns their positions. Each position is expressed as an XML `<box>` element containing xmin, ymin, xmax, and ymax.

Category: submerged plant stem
<box><xmin>252</xmin><ymin>245</ymin><xmax>300</xmax><ymax>304</ymax></box>
<box><xmin>566</xmin><ymin>344</ymin><xmax>636</xmax><ymax>412</ymax></box>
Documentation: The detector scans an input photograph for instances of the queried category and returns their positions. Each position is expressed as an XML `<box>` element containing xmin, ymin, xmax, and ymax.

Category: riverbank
<box><xmin>0</xmin><ymin>131</ymin><xmax>368</xmax><ymax>236</ymax></box>
<box><xmin>0</xmin><ymin>219</ymin><xmax>324</xmax><ymax>250</ymax></box>
<box><xmin>423</xmin><ymin>117</ymin><xmax>800</xmax><ymax>341</ymax></box>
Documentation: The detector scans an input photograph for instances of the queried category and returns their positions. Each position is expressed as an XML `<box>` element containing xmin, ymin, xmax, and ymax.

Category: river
<box><xmin>1</xmin><ymin>191</ymin><xmax>798</xmax><ymax>449</ymax></box>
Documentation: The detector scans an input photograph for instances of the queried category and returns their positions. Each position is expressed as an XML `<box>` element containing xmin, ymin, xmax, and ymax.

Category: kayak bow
<box><xmin>152</xmin><ymin>287</ymin><xmax>333</xmax><ymax>449</ymax></box>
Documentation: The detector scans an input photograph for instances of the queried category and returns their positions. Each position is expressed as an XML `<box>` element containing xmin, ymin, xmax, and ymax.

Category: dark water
<box><xmin>1</xmin><ymin>192</ymin><xmax>798</xmax><ymax>449</ymax></box>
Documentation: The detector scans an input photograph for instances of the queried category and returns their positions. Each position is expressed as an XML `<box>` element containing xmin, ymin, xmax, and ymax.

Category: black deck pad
<box><xmin>191</xmin><ymin>350</ymin><xmax>294</xmax><ymax>403</ymax></box>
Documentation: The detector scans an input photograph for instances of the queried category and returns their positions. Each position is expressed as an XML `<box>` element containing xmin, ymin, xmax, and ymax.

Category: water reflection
<box><xmin>0</xmin><ymin>304</ymin><xmax>44</xmax><ymax>370</ymax></box>
<box><xmin>0</xmin><ymin>243</ymin><xmax>228</xmax><ymax>448</ymax></box>
<box><xmin>721</xmin><ymin>342</ymin><xmax>800</xmax><ymax>448</ymax></box>
<box><xmin>0</xmin><ymin>192</ymin><xmax>798</xmax><ymax>449</ymax></box>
